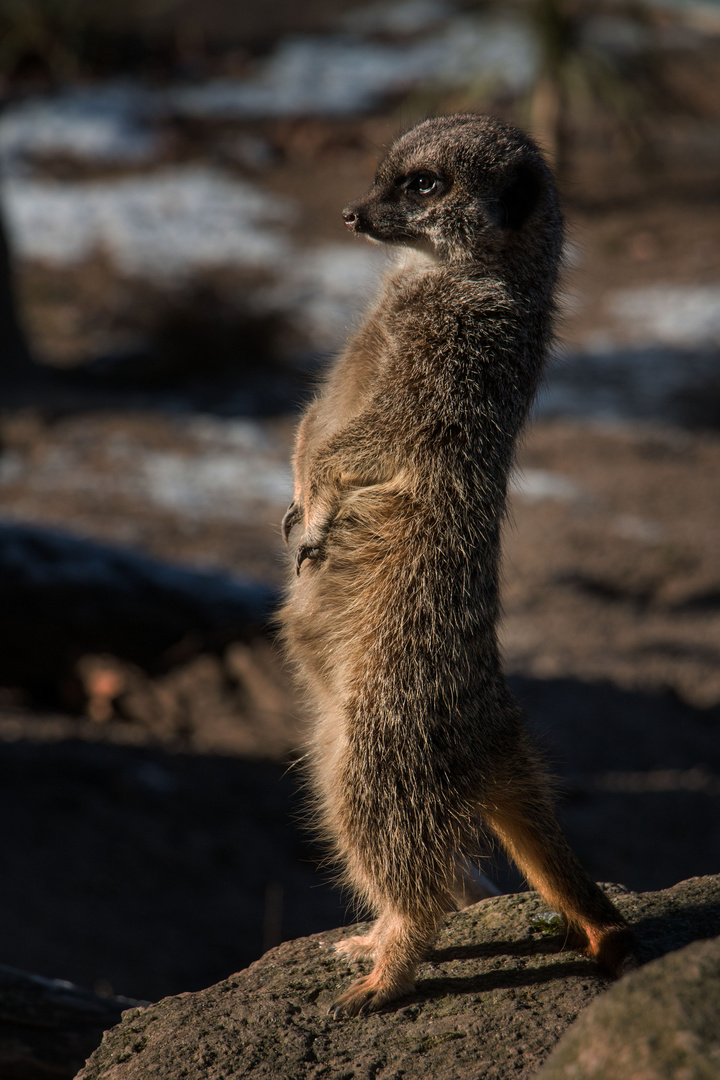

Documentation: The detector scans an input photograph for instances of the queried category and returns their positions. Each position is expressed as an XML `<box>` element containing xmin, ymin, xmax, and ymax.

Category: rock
<box><xmin>0</xmin><ymin>520</ymin><xmax>277</xmax><ymax>692</ymax></box>
<box><xmin>536</xmin><ymin>935</ymin><xmax>720</xmax><ymax>1080</ymax></box>
<box><xmin>76</xmin><ymin>876</ymin><xmax>720</xmax><ymax>1080</ymax></box>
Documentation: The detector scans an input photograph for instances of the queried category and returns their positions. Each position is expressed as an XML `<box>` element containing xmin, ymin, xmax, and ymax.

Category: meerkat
<box><xmin>280</xmin><ymin>114</ymin><xmax>633</xmax><ymax>1018</ymax></box>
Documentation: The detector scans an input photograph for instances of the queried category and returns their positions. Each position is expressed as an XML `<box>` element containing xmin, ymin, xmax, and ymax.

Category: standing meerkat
<box><xmin>280</xmin><ymin>114</ymin><xmax>633</xmax><ymax>1017</ymax></box>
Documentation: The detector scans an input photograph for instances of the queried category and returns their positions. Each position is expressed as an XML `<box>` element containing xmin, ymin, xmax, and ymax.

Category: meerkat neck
<box><xmin>391</xmin><ymin>247</ymin><xmax>440</xmax><ymax>274</ymax></box>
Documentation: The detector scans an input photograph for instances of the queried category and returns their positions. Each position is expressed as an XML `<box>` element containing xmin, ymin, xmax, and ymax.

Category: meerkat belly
<box><xmin>297</xmin><ymin>487</ymin><xmax>457</xmax><ymax>849</ymax></box>
<box><xmin>300</xmin><ymin>485</ymin><xmax>472</xmax><ymax>693</ymax></box>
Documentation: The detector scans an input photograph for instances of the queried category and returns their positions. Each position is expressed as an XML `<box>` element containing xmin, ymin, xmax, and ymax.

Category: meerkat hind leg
<box><xmin>480</xmin><ymin>752</ymin><xmax>634</xmax><ymax>975</ymax></box>
<box><xmin>329</xmin><ymin>907</ymin><xmax>440</xmax><ymax>1018</ymax></box>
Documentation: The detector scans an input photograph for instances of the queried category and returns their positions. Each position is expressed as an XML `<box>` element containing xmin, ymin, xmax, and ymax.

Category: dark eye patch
<box><xmin>400</xmin><ymin>171</ymin><xmax>442</xmax><ymax>196</ymax></box>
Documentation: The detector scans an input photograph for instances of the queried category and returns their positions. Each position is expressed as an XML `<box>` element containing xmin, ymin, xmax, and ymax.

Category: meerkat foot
<box><xmin>328</xmin><ymin>972</ymin><xmax>414</xmax><ymax>1018</ymax></box>
<box><xmin>281</xmin><ymin>501</ymin><xmax>301</xmax><ymax>544</ymax></box>
<box><xmin>333</xmin><ymin>934</ymin><xmax>377</xmax><ymax>962</ymax></box>
<box><xmin>572</xmin><ymin>922</ymin><xmax>637</xmax><ymax>977</ymax></box>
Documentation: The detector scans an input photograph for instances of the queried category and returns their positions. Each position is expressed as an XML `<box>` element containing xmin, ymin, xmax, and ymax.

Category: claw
<box><xmin>281</xmin><ymin>501</ymin><xmax>301</xmax><ymax>545</ymax></box>
<box><xmin>327</xmin><ymin>989</ymin><xmax>376</xmax><ymax>1018</ymax></box>
<box><xmin>327</xmin><ymin>974</ymin><xmax>410</xmax><ymax>1018</ymax></box>
<box><xmin>327</xmin><ymin>990</ymin><xmax>382</xmax><ymax>1018</ymax></box>
<box><xmin>295</xmin><ymin>543</ymin><xmax>324</xmax><ymax>575</ymax></box>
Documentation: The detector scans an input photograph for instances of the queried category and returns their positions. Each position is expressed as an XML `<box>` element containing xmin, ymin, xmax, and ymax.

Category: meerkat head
<box><xmin>342</xmin><ymin>114</ymin><xmax>561</xmax><ymax>273</ymax></box>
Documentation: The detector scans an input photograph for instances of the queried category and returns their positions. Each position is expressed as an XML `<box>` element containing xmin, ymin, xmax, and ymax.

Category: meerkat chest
<box><xmin>316</xmin><ymin>307</ymin><xmax>396</xmax><ymax>430</ymax></box>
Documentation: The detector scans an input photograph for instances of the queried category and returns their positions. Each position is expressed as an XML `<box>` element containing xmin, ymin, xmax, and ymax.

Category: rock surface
<box><xmin>537</xmin><ymin>935</ymin><xmax>720</xmax><ymax>1080</ymax></box>
<box><xmin>76</xmin><ymin>876</ymin><xmax>720</xmax><ymax>1080</ymax></box>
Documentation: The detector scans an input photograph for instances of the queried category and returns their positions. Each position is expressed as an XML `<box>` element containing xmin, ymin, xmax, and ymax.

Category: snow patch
<box><xmin>0</xmin><ymin>84</ymin><xmax>158</xmax><ymax>175</ymax></box>
<box><xmin>1</xmin><ymin>167</ymin><xmax>293</xmax><ymax>278</ymax></box>
<box><xmin>510</xmin><ymin>469</ymin><xmax>585</xmax><ymax>503</ymax></box>
<box><xmin>339</xmin><ymin>0</ymin><xmax>455</xmax><ymax>36</ymax></box>
<box><xmin>261</xmin><ymin>243</ymin><xmax>386</xmax><ymax>351</ymax></box>
<box><xmin>164</xmin><ymin>19</ymin><xmax>536</xmax><ymax>120</ymax></box>
<box><xmin>0</xmin><ymin>417</ymin><xmax>292</xmax><ymax>523</ymax></box>
<box><xmin>138</xmin><ymin>450</ymin><xmax>292</xmax><ymax>517</ymax></box>
<box><xmin>608</xmin><ymin>284</ymin><xmax>720</xmax><ymax>348</ymax></box>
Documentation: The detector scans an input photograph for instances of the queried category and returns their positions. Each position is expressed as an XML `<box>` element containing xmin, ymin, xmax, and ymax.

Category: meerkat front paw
<box><xmin>295</xmin><ymin>540</ymin><xmax>326</xmax><ymax>575</ymax></box>
<box><xmin>295</xmin><ymin>519</ymin><xmax>333</xmax><ymax>573</ymax></box>
<box><xmin>282</xmin><ymin>500</ymin><xmax>302</xmax><ymax>544</ymax></box>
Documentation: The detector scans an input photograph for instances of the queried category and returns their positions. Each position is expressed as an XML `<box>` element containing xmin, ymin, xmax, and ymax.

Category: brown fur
<box><xmin>279</xmin><ymin>115</ymin><xmax>633</xmax><ymax>1017</ymax></box>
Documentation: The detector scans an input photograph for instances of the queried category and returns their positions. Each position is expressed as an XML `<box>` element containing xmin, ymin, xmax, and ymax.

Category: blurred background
<box><xmin>0</xmin><ymin>0</ymin><xmax>719</xmax><ymax>1009</ymax></box>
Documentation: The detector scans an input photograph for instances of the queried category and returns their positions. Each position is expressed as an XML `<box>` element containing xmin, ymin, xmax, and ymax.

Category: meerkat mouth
<box><xmin>342</xmin><ymin>206</ymin><xmax>435</xmax><ymax>256</ymax></box>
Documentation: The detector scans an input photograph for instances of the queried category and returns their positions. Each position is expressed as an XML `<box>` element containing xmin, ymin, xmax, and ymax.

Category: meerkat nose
<box><xmin>342</xmin><ymin>209</ymin><xmax>359</xmax><ymax>229</ymax></box>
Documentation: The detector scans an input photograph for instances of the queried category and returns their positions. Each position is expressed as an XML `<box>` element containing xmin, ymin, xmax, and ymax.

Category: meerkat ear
<box><xmin>486</xmin><ymin>163</ymin><xmax>542</xmax><ymax>230</ymax></box>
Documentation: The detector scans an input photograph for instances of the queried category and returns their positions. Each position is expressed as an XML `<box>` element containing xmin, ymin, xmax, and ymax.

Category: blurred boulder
<box><xmin>0</xmin><ymin>520</ymin><xmax>278</xmax><ymax>700</ymax></box>
<box><xmin>0</xmin><ymin>965</ymin><xmax>144</xmax><ymax>1080</ymax></box>
<box><xmin>538</xmin><ymin>934</ymin><xmax>720</xmax><ymax>1079</ymax></box>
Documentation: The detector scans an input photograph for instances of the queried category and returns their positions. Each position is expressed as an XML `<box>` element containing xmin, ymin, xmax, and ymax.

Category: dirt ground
<box><xmin>0</xmin><ymin>6</ymin><xmax>719</xmax><ymax>1007</ymax></box>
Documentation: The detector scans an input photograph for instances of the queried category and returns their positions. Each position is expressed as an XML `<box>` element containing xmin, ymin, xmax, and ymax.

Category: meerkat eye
<box><xmin>402</xmin><ymin>172</ymin><xmax>441</xmax><ymax>196</ymax></box>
